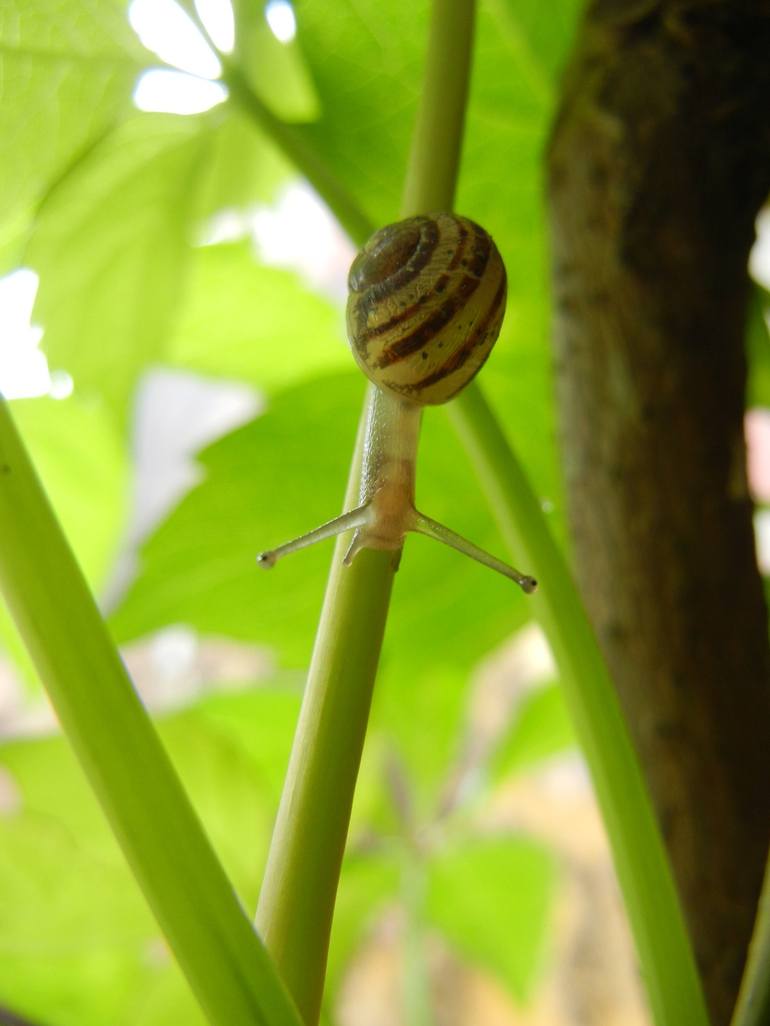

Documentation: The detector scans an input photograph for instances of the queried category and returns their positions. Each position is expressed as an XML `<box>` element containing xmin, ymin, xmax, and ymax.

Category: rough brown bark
<box><xmin>547</xmin><ymin>2</ymin><xmax>770</xmax><ymax>1022</ymax></box>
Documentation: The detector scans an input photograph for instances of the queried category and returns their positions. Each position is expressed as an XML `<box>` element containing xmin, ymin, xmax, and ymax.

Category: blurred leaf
<box><xmin>10</xmin><ymin>397</ymin><xmax>127</xmax><ymax>585</ymax></box>
<box><xmin>110</xmin><ymin>373</ymin><xmax>361</xmax><ymax>662</ymax></box>
<box><xmin>232</xmin><ymin>0</ymin><xmax>320</xmax><ymax>123</ymax></box>
<box><xmin>372</xmin><ymin>664</ymin><xmax>472</xmax><ymax>816</ymax></box>
<box><xmin>291</xmin><ymin>0</ymin><xmax>422</xmax><ymax>225</ymax></box>
<box><xmin>187</xmin><ymin>683</ymin><xmax>301</xmax><ymax>809</ymax></box>
<box><xmin>0</xmin><ymin>396</ymin><xmax>127</xmax><ymax>685</ymax></box>
<box><xmin>0</xmin><ymin>203</ymin><xmax>33</xmax><ymax>277</ymax></box>
<box><xmin>0</xmin><ymin>685</ymin><xmax>297</xmax><ymax>1026</ymax></box>
<box><xmin>167</xmin><ymin>242</ymin><xmax>350</xmax><ymax>389</ymax></box>
<box><xmin>27</xmin><ymin>115</ymin><xmax>206</xmax><ymax>416</ymax></box>
<box><xmin>324</xmin><ymin>852</ymin><xmax>400</xmax><ymax>1001</ymax></box>
<box><xmin>0</xmin><ymin>815</ymin><xmax>154</xmax><ymax>1026</ymax></box>
<box><xmin>0</xmin><ymin>0</ymin><xmax>146</xmax><ymax>232</ymax></box>
<box><xmin>747</xmin><ymin>284</ymin><xmax>770</xmax><ymax>408</ymax></box>
<box><xmin>426</xmin><ymin>834</ymin><xmax>555</xmax><ymax>1003</ymax></box>
<box><xmin>194</xmin><ymin>111</ymin><xmax>292</xmax><ymax>221</ymax></box>
<box><xmin>489</xmin><ymin>682</ymin><xmax>575</xmax><ymax>783</ymax></box>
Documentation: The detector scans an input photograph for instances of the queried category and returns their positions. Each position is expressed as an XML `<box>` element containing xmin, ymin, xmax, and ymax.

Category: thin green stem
<box><xmin>450</xmin><ymin>386</ymin><xmax>710</xmax><ymax>1026</ymax></box>
<box><xmin>222</xmin><ymin>61</ymin><xmax>374</xmax><ymax>245</ymax></box>
<box><xmin>732</xmin><ymin>848</ymin><xmax>770</xmax><ymax>1026</ymax></box>
<box><xmin>255</xmin><ymin>407</ymin><xmax>396</xmax><ymax>1026</ymax></box>
<box><xmin>253</xmin><ymin>2</ymin><xmax>476</xmax><ymax>1023</ymax></box>
<box><xmin>0</xmin><ymin>401</ymin><xmax>301</xmax><ymax>1026</ymax></box>
<box><xmin>401</xmin><ymin>0</ymin><xmax>475</xmax><ymax>215</ymax></box>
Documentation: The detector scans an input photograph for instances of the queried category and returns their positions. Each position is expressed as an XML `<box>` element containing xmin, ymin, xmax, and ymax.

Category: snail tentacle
<box><xmin>257</xmin><ymin>505</ymin><xmax>370</xmax><ymax>569</ymax></box>
<box><xmin>411</xmin><ymin>511</ymin><xmax>537</xmax><ymax>593</ymax></box>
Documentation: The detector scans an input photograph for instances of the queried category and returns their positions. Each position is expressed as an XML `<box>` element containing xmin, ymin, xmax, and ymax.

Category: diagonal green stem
<box><xmin>253</xmin><ymin>2</ymin><xmax>477</xmax><ymax>1023</ymax></box>
<box><xmin>450</xmin><ymin>386</ymin><xmax>709</xmax><ymax>1026</ymax></box>
<box><xmin>732</xmin><ymin>847</ymin><xmax>770</xmax><ymax>1026</ymax></box>
<box><xmin>0</xmin><ymin>398</ymin><xmax>301</xmax><ymax>1026</ymax></box>
<box><xmin>222</xmin><ymin>60</ymin><xmax>374</xmax><ymax>245</ymax></box>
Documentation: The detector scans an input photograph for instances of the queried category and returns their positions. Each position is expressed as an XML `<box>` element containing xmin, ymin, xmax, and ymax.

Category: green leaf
<box><xmin>324</xmin><ymin>852</ymin><xmax>399</xmax><ymax>1001</ymax></box>
<box><xmin>167</xmin><ymin>242</ymin><xmax>350</xmax><ymax>389</ymax></box>
<box><xmin>0</xmin><ymin>395</ymin><xmax>126</xmax><ymax>684</ymax></box>
<box><xmin>0</xmin><ymin>685</ymin><xmax>298</xmax><ymax>1026</ymax></box>
<box><xmin>9</xmin><ymin>396</ymin><xmax>126</xmax><ymax>584</ymax></box>
<box><xmin>0</xmin><ymin>0</ymin><xmax>146</xmax><ymax>229</ymax></box>
<box><xmin>0</xmin><ymin>202</ymin><xmax>33</xmax><ymax>276</ymax></box>
<box><xmin>27</xmin><ymin>115</ymin><xmax>207</xmax><ymax>415</ymax></box>
<box><xmin>425</xmin><ymin>834</ymin><xmax>555</xmax><ymax>1003</ymax></box>
<box><xmin>372</xmin><ymin>664</ymin><xmax>472</xmax><ymax>815</ymax></box>
<box><xmin>489</xmin><ymin>682</ymin><xmax>575</xmax><ymax>782</ymax></box>
<box><xmin>747</xmin><ymin>284</ymin><xmax>770</xmax><ymax>408</ymax></box>
<box><xmin>291</xmin><ymin>1</ymin><xmax>424</xmax><ymax>225</ymax></box>
<box><xmin>194</xmin><ymin>110</ymin><xmax>292</xmax><ymax>221</ymax></box>
<box><xmin>232</xmin><ymin>0</ymin><xmax>320</xmax><ymax>123</ymax></box>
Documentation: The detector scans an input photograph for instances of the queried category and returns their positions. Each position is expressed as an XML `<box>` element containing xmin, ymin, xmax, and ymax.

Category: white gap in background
<box><xmin>204</xmin><ymin>181</ymin><xmax>356</xmax><ymax>302</ymax></box>
<box><xmin>749</xmin><ymin>210</ymin><xmax>770</xmax><ymax>574</ymax></box>
<box><xmin>129</xmin><ymin>0</ymin><xmax>221</xmax><ymax>77</ymax></box>
<box><xmin>265</xmin><ymin>0</ymin><xmax>297</xmax><ymax>42</ymax></box>
<box><xmin>755</xmin><ymin>510</ymin><xmax>770</xmax><ymax>574</ymax></box>
<box><xmin>133</xmin><ymin>69</ymin><xmax>227</xmax><ymax>114</ymax></box>
<box><xmin>102</xmin><ymin>369</ymin><xmax>260</xmax><ymax>608</ymax></box>
<box><xmin>129</xmin><ymin>0</ymin><xmax>233</xmax><ymax>114</ymax></box>
<box><xmin>129</xmin><ymin>0</ymin><xmax>297</xmax><ymax>114</ymax></box>
<box><xmin>130</xmin><ymin>369</ymin><xmax>259</xmax><ymax>540</ymax></box>
<box><xmin>0</xmin><ymin>269</ymin><xmax>66</xmax><ymax>400</ymax></box>
<box><xmin>195</xmin><ymin>0</ymin><xmax>235</xmax><ymax>52</ymax></box>
<box><xmin>750</xmin><ymin>208</ymin><xmax>770</xmax><ymax>290</ymax></box>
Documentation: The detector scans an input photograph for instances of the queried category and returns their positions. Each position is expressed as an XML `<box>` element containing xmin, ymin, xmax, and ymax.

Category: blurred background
<box><xmin>2</xmin><ymin>1</ymin><xmax>770</xmax><ymax>1023</ymax></box>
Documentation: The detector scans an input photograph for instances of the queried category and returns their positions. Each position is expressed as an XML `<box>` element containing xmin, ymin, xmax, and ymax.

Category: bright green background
<box><xmin>0</xmin><ymin>0</ymin><xmax>586</xmax><ymax>1022</ymax></box>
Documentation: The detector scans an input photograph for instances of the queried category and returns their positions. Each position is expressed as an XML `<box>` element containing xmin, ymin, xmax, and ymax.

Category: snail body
<box><xmin>258</xmin><ymin>213</ymin><xmax>536</xmax><ymax>593</ymax></box>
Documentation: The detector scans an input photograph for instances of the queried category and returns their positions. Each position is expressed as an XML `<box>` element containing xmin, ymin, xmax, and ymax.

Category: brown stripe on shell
<box><xmin>354</xmin><ymin>242</ymin><xmax>487</xmax><ymax>353</ymax></box>
<box><xmin>375</xmin><ymin>272</ymin><xmax>483</xmax><ymax>367</ymax></box>
<box><xmin>447</xmin><ymin>219</ymin><xmax>469</xmax><ymax>269</ymax></box>
<box><xmin>372</xmin><ymin>229</ymin><xmax>493</xmax><ymax>366</ymax></box>
<box><xmin>398</xmin><ymin>275</ymin><xmax>507</xmax><ymax>399</ymax></box>
<box><xmin>466</xmin><ymin>223</ymin><xmax>492</xmax><ymax>277</ymax></box>
<box><xmin>349</xmin><ymin>216</ymin><xmax>439</xmax><ymax>300</ymax></box>
<box><xmin>354</xmin><ymin>290</ymin><xmax>430</xmax><ymax>345</ymax></box>
<box><xmin>348</xmin><ymin>217</ymin><xmax>441</xmax><ymax>352</ymax></box>
<box><xmin>352</xmin><ymin>215</ymin><xmax>470</xmax><ymax>347</ymax></box>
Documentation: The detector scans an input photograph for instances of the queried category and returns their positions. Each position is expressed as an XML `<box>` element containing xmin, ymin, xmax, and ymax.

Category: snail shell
<box><xmin>346</xmin><ymin>212</ymin><xmax>507</xmax><ymax>406</ymax></box>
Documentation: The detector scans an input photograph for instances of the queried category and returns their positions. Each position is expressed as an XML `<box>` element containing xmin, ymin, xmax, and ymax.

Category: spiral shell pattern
<box><xmin>346</xmin><ymin>213</ymin><xmax>507</xmax><ymax>405</ymax></box>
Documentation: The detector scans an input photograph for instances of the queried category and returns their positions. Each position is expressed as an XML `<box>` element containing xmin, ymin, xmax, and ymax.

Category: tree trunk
<box><xmin>547</xmin><ymin>2</ymin><xmax>770</xmax><ymax>1022</ymax></box>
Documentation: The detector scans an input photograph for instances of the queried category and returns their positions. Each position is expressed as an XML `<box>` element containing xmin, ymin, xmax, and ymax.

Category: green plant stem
<box><xmin>732</xmin><ymin>849</ymin><xmax>770</xmax><ymax>1026</ymax></box>
<box><xmin>255</xmin><ymin>413</ymin><xmax>396</xmax><ymax>1026</ymax></box>
<box><xmin>450</xmin><ymin>386</ymin><xmax>710</xmax><ymax>1026</ymax></box>
<box><xmin>401</xmin><ymin>0</ymin><xmax>475</xmax><ymax>215</ymax></box>
<box><xmin>253</xmin><ymin>3</ymin><xmax>476</xmax><ymax>1024</ymax></box>
<box><xmin>0</xmin><ymin>398</ymin><xmax>301</xmax><ymax>1026</ymax></box>
<box><xmin>222</xmin><ymin>61</ymin><xmax>373</xmax><ymax>245</ymax></box>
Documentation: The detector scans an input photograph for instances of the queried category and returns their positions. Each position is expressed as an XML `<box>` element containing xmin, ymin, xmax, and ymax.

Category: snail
<box><xmin>258</xmin><ymin>212</ymin><xmax>537</xmax><ymax>593</ymax></box>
